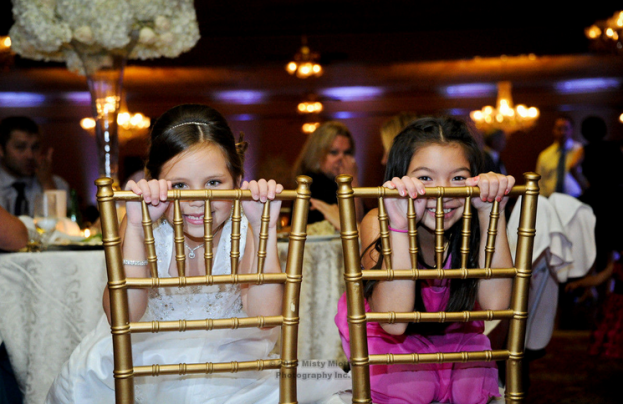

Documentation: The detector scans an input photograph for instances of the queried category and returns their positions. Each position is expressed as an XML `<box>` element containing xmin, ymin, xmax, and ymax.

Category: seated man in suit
<box><xmin>0</xmin><ymin>116</ymin><xmax>69</xmax><ymax>217</ymax></box>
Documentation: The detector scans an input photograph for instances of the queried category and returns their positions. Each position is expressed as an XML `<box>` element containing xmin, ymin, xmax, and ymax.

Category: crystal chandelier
<box><xmin>286</xmin><ymin>37</ymin><xmax>323</xmax><ymax>79</ymax></box>
<box><xmin>470</xmin><ymin>81</ymin><xmax>539</xmax><ymax>133</ymax></box>
<box><xmin>585</xmin><ymin>10</ymin><xmax>623</xmax><ymax>54</ymax></box>
<box><xmin>297</xmin><ymin>101</ymin><xmax>323</xmax><ymax>114</ymax></box>
<box><xmin>302</xmin><ymin>122</ymin><xmax>321</xmax><ymax>134</ymax></box>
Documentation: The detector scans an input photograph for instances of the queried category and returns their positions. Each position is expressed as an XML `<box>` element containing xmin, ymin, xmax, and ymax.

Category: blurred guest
<box><xmin>535</xmin><ymin>115</ymin><xmax>587</xmax><ymax>197</ymax></box>
<box><xmin>0</xmin><ymin>205</ymin><xmax>28</xmax><ymax>251</ymax></box>
<box><xmin>1</xmin><ymin>205</ymin><xmax>27</xmax><ymax>404</ymax></box>
<box><xmin>0</xmin><ymin>117</ymin><xmax>69</xmax><ymax>217</ymax></box>
<box><xmin>293</xmin><ymin>121</ymin><xmax>363</xmax><ymax>229</ymax></box>
<box><xmin>482</xmin><ymin>129</ymin><xmax>507</xmax><ymax>175</ymax></box>
<box><xmin>380</xmin><ymin>112</ymin><xmax>418</xmax><ymax>166</ymax></box>
<box><xmin>579</xmin><ymin>115</ymin><xmax>623</xmax><ymax>274</ymax></box>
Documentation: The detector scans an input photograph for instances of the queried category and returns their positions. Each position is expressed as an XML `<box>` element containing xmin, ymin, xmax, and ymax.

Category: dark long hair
<box><xmin>364</xmin><ymin>116</ymin><xmax>485</xmax><ymax>335</ymax></box>
<box><xmin>145</xmin><ymin>104</ymin><xmax>247</xmax><ymax>182</ymax></box>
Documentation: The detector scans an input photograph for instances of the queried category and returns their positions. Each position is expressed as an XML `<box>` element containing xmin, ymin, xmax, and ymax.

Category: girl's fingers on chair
<box><xmin>266</xmin><ymin>179</ymin><xmax>278</xmax><ymax>200</ymax></box>
<box><xmin>136</xmin><ymin>179</ymin><xmax>151</xmax><ymax>202</ymax></box>
<box><xmin>147</xmin><ymin>180</ymin><xmax>162</xmax><ymax>206</ymax></box>
<box><xmin>383</xmin><ymin>180</ymin><xmax>396</xmax><ymax>190</ymax></box>
<box><xmin>247</xmin><ymin>181</ymin><xmax>260</xmax><ymax>200</ymax></box>
<box><xmin>401</xmin><ymin>176</ymin><xmax>418</xmax><ymax>199</ymax></box>
<box><xmin>159</xmin><ymin>179</ymin><xmax>169</xmax><ymax>202</ymax></box>
<box><xmin>125</xmin><ymin>180</ymin><xmax>138</xmax><ymax>192</ymax></box>
<box><xmin>494</xmin><ymin>176</ymin><xmax>507</xmax><ymax>202</ymax></box>
<box><xmin>256</xmin><ymin>179</ymin><xmax>268</xmax><ymax>202</ymax></box>
<box><xmin>505</xmin><ymin>175</ymin><xmax>515</xmax><ymax>195</ymax></box>
<box><xmin>477</xmin><ymin>176</ymin><xmax>489</xmax><ymax>202</ymax></box>
<box><xmin>487</xmin><ymin>177</ymin><xmax>500</xmax><ymax>203</ymax></box>
<box><xmin>390</xmin><ymin>177</ymin><xmax>407</xmax><ymax>197</ymax></box>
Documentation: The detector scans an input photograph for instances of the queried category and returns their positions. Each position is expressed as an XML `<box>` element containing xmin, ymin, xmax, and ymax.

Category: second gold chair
<box><xmin>336</xmin><ymin>173</ymin><xmax>540</xmax><ymax>404</ymax></box>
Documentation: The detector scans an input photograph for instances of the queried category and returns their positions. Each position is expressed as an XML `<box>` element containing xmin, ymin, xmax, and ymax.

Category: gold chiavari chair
<box><xmin>95</xmin><ymin>175</ymin><xmax>312</xmax><ymax>404</ymax></box>
<box><xmin>336</xmin><ymin>172</ymin><xmax>540</xmax><ymax>404</ymax></box>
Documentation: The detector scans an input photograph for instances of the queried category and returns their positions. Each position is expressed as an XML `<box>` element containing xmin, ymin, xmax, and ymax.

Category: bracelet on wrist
<box><xmin>123</xmin><ymin>259</ymin><xmax>148</xmax><ymax>266</ymax></box>
<box><xmin>388</xmin><ymin>226</ymin><xmax>408</xmax><ymax>233</ymax></box>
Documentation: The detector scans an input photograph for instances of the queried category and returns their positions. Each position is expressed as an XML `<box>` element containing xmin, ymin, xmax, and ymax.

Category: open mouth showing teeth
<box><xmin>427</xmin><ymin>208</ymin><xmax>453</xmax><ymax>213</ymax></box>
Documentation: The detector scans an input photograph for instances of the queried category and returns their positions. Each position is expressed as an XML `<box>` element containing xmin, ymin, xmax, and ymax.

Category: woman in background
<box><xmin>293</xmin><ymin>121</ymin><xmax>363</xmax><ymax>229</ymax></box>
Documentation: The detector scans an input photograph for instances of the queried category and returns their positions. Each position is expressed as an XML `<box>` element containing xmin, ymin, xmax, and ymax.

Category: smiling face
<box><xmin>159</xmin><ymin>144</ymin><xmax>236</xmax><ymax>241</ymax></box>
<box><xmin>320</xmin><ymin>135</ymin><xmax>353</xmax><ymax>179</ymax></box>
<box><xmin>406</xmin><ymin>143</ymin><xmax>471</xmax><ymax>231</ymax></box>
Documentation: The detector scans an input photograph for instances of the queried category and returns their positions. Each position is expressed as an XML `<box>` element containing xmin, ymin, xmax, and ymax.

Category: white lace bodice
<box><xmin>141</xmin><ymin>217</ymin><xmax>248</xmax><ymax>322</ymax></box>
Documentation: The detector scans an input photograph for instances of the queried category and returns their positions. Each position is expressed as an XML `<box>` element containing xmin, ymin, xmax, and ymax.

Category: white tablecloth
<box><xmin>0</xmin><ymin>251</ymin><xmax>107</xmax><ymax>404</ymax></box>
<box><xmin>278</xmin><ymin>236</ymin><xmax>345</xmax><ymax>362</ymax></box>
<box><xmin>0</xmin><ymin>237</ymin><xmax>345</xmax><ymax>404</ymax></box>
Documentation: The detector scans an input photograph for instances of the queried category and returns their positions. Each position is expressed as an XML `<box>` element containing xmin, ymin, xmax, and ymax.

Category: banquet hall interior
<box><xmin>2</xmin><ymin>2</ymin><xmax>623</xmax><ymax>403</ymax></box>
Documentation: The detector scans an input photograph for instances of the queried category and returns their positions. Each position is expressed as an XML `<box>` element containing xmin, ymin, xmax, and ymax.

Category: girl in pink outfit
<box><xmin>335</xmin><ymin>117</ymin><xmax>515</xmax><ymax>404</ymax></box>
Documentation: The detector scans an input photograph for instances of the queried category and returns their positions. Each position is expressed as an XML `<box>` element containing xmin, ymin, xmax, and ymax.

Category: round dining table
<box><xmin>0</xmin><ymin>235</ymin><xmax>345</xmax><ymax>404</ymax></box>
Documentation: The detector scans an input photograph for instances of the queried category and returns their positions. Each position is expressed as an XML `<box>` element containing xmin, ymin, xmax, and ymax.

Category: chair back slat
<box><xmin>173</xmin><ymin>198</ymin><xmax>186</xmax><ymax>277</ymax></box>
<box><xmin>336</xmin><ymin>175</ymin><xmax>372</xmax><ymax>400</ymax></box>
<box><xmin>133</xmin><ymin>358</ymin><xmax>283</xmax><ymax>378</ymax></box>
<box><xmin>366</xmin><ymin>308</ymin><xmax>513</xmax><ymax>324</ymax></box>
<box><xmin>230</xmin><ymin>198</ymin><xmax>242</xmax><ymax>275</ymax></box>
<box><xmin>203</xmin><ymin>199</ymin><xmax>214</xmax><ymax>275</ymax></box>
<box><xmin>336</xmin><ymin>172</ymin><xmax>541</xmax><ymax>404</ymax></box>
<box><xmin>278</xmin><ymin>176</ymin><xmax>312</xmax><ymax>403</ymax></box>
<box><xmin>141</xmin><ymin>200</ymin><xmax>158</xmax><ymax>278</ymax></box>
<box><xmin>484</xmin><ymin>200</ymin><xmax>501</xmax><ymax>269</ymax></box>
<box><xmin>377</xmin><ymin>195</ymin><xmax>392</xmax><ymax>270</ymax></box>
<box><xmin>505</xmin><ymin>173</ymin><xmax>540</xmax><ymax>401</ymax></box>
<box><xmin>435</xmin><ymin>195</ymin><xmax>445</xmax><ymax>269</ymax></box>
<box><xmin>256</xmin><ymin>200</ymin><xmax>271</xmax><ymax>274</ymax></box>
<box><xmin>96</xmin><ymin>176</ymin><xmax>312</xmax><ymax>404</ymax></box>
<box><xmin>94</xmin><ymin>178</ymin><xmax>134</xmax><ymax>403</ymax></box>
<box><xmin>460</xmin><ymin>196</ymin><xmax>473</xmax><ymax>269</ymax></box>
<box><xmin>407</xmin><ymin>199</ymin><xmax>418</xmax><ymax>269</ymax></box>
<box><xmin>129</xmin><ymin>315</ymin><xmax>284</xmax><ymax>333</ymax></box>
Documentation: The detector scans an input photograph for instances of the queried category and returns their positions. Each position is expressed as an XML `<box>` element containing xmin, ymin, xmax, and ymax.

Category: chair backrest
<box><xmin>336</xmin><ymin>172</ymin><xmax>540</xmax><ymax>404</ymax></box>
<box><xmin>95</xmin><ymin>176</ymin><xmax>312</xmax><ymax>404</ymax></box>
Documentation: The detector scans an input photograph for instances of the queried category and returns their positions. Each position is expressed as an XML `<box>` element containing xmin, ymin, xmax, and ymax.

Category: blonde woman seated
<box><xmin>380</xmin><ymin>112</ymin><xmax>418</xmax><ymax>166</ymax></box>
<box><xmin>293</xmin><ymin>121</ymin><xmax>363</xmax><ymax>230</ymax></box>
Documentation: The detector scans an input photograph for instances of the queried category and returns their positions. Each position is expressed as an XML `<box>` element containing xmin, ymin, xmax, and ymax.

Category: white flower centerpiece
<box><xmin>9</xmin><ymin>0</ymin><xmax>200</xmax><ymax>185</ymax></box>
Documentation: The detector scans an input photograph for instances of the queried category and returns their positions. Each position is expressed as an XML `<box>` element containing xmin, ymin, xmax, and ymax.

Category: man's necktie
<box><xmin>554</xmin><ymin>145</ymin><xmax>567</xmax><ymax>193</ymax></box>
<box><xmin>12</xmin><ymin>182</ymin><xmax>28</xmax><ymax>216</ymax></box>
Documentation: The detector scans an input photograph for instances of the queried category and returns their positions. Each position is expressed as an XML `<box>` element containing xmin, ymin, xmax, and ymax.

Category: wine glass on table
<box><xmin>33</xmin><ymin>193</ymin><xmax>59</xmax><ymax>247</ymax></box>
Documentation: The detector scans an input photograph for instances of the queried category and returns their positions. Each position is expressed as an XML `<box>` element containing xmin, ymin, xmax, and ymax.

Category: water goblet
<box><xmin>33</xmin><ymin>193</ymin><xmax>59</xmax><ymax>247</ymax></box>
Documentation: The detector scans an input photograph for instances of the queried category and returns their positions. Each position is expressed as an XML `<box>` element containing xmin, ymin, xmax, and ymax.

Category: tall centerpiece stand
<box><xmin>9</xmin><ymin>0</ymin><xmax>200</xmax><ymax>187</ymax></box>
<box><xmin>77</xmin><ymin>47</ymin><xmax>130</xmax><ymax>187</ymax></box>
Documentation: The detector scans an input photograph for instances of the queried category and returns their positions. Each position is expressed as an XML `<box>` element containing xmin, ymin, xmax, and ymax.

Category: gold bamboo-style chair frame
<box><xmin>336</xmin><ymin>172</ymin><xmax>540</xmax><ymax>404</ymax></box>
<box><xmin>95</xmin><ymin>175</ymin><xmax>312</xmax><ymax>404</ymax></box>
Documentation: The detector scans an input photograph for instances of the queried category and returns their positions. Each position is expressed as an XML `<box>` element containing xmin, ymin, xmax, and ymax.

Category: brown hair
<box><xmin>293</xmin><ymin>121</ymin><xmax>354</xmax><ymax>177</ymax></box>
<box><xmin>145</xmin><ymin>104</ymin><xmax>248</xmax><ymax>183</ymax></box>
<box><xmin>380</xmin><ymin>112</ymin><xmax>418</xmax><ymax>153</ymax></box>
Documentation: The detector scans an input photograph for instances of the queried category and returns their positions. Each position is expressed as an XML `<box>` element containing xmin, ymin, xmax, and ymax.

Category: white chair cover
<box><xmin>506</xmin><ymin>193</ymin><xmax>596</xmax><ymax>350</ymax></box>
